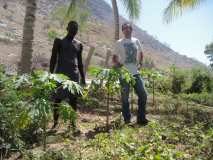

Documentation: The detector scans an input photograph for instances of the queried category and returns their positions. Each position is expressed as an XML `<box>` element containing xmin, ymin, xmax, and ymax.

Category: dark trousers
<box><xmin>53</xmin><ymin>95</ymin><xmax>77</xmax><ymax>128</ymax></box>
<box><xmin>52</xmin><ymin>73</ymin><xmax>79</xmax><ymax>124</ymax></box>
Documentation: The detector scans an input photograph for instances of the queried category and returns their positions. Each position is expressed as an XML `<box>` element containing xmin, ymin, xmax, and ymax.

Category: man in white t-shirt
<box><xmin>112</xmin><ymin>22</ymin><xmax>148</xmax><ymax>125</ymax></box>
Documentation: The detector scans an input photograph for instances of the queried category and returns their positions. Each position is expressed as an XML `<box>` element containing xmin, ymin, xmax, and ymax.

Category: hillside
<box><xmin>87</xmin><ymin>0</ymin><xmax>205</xmax><ymax>69</ymax></box>
<box><xmin>0</xmin><ymin>0</ymin><xmax>205</xmax><ymax>73</ymax></box>
<box><xmin>0</xmin><ymin>1</ymin><xmax>213</xmax><ymax>159</ymax></box>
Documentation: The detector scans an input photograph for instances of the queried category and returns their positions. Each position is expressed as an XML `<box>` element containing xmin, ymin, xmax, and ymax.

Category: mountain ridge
<box><xmin>0</xmin><ymin>0</ymin><xmax>205</xmax><ymax>72</ymax></box>
<box><xmin>86</xmin><ymin>0</ymin><xmax>205</xmax><ymax>69</ymax></box>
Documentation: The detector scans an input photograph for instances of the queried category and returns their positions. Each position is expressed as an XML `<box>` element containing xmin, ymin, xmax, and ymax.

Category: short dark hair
<box><xmin>122</xmin><ymin>22</ymin><xmax>132</xmax><ymax>31</ymax></box>
<box><xmin>67</xmin><ymin>21</ymin><xmax>78</xmax><ymax>30</ymax></box>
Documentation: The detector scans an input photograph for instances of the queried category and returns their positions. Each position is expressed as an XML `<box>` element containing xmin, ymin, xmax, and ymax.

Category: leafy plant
<box><xmin>140</xmin><ymin>68</ymin><xmax>170</xmax><ymax>94</ymax></box>
<box><xmin>187</xmin><ymin>68</ymin><xmax>213</xmax><ymax>93</ymax></box>
<box><xmin>170</xmin><ymin>65</ymin><xmax>185</xmax><ymax>94</ymax></box>
<box><xmin>204</xmin><ymin>41</ymin><xmax>213</xmax><ymax>69</ymax></box>
<box><xmin>0</xmin><ymin>69</ymin><xmax>83</xmax><ymax>156</ymax></box>
<box><xmin>91</xmin><ymin>67</ymin><xmax>135</xmax><ymax>129</ymax></box>
<box><xmin>47</xmin><ymin>29</ymin><xmax>65</xmax><ymax>42</ymax></box>
<box><xmin>22</xmin><ymin>149</ymin><xmax>76</xmax><ymax>160</ymax></box>
<box><xmin>181</xmin><ymin>92</ymin><xmax>213</xmax><ymax>106</ymax></box>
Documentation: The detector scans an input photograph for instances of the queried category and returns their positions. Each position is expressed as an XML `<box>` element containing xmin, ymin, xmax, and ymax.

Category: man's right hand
<box><xmin>137</xmin><ymin>62</ymin><xmax>143</xmax><ymax>70</ymax></box>
<box><xmin>112</xmin><ymin>55</ymin><xmax>122</xmax><ymax>68</ymax></box>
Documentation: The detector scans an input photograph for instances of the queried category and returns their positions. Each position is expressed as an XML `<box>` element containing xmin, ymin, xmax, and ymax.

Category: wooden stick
<box><xmin>106</xmin><ymin>83</ymin><xmax>110</xmax><ymax>131</ymax></box>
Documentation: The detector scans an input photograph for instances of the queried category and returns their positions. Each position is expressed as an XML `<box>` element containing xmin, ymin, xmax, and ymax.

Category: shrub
<box><xmin>187</xmin><ymin>68</ymin><xmax>213</xmax><ymax>93</ymax></box>
<box><xmin>0</xmin><ymin>70</ymin><xmax>82</xmax><ymax>157</ymax></box>
<box><xmin>170</xmin><ymin>66</ymin><xmax>186</xmax><ymax>94</ymax></box>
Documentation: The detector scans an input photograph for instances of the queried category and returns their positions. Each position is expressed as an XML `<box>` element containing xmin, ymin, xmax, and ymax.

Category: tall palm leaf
<box><xmin>204</xmin><ymin>42</ymin><xmax>213</xmax><ymax>68</ymax></box>
<box><xmin>66</xmin><ymin>0</ymin><xmax>86</xmax><ymax>19</ymax></box>
<box><xmin>164</xmin><ymin>0</ymin><xmax>205</xmax><ymax>23</ymax></box>
<box><xmin>111</xmin><ymin>0</ymin><xmax>142</xmax><ymax>41</ymax></box>
<box><xmin>120</xmin><ymin>0</ymin><xmax>141</xmax><ymax>20</ymax></box>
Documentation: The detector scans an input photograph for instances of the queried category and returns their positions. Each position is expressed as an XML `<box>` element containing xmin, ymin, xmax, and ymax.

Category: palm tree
<box><xmin>111</xmin><ymin>0</ymin><xmax>120</xmax><ymax>41</ymax></box>
<box><xmin>19</xmin><ymin>0</ymin><xmax>141</xmax><ymax>73</ymax></box>
<box><xmin>19</xmin><ymin>0</ymin><xmax>37</xmax><ymax>74</ymax></box>
<box><xmin>204</xmin><ymin>42</ymin><xmax>213</xmax><ymax>68</ymax></box>
<box><xmin>111</xmin><ymin>0</ymin><xmax>142</xmax><ymax>41</ymax></box>
<box><xmin>164</xmin><ymin>0</ymin><xmax>213</xmax><ymax>67</ymax></box>
<box><xmin>19</xmin><ymin>0</ymin><xmax>81</xmax><ymax>74</ymax></box>
<box><xmin>163</xmin><ymin>0</ymin><xmax>206</xmax><ymax>23</ymax></box>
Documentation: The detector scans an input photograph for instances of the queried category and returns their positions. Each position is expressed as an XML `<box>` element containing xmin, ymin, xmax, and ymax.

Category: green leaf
<box><xmin>59</xmin><ymin>102</ymin><xmax>77</xmax><ymax>123</ymax></box>
<box><xmin>62</xmin><ymin>80</ymin><xmax>83</xmax><ymax>95</ymax></box>
<box><xmin>49</xmin><ymin>73</ymin><xmax>69</xmax><ymax>83</ymax></box>
<box><xmin>154</xmin><ymin>154</ymin><xmax>162</xmax><ymax>160</ymax></box>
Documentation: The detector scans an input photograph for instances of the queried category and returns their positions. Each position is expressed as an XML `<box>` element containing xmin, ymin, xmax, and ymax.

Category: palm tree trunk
<box><xmin>111</xmin><ymin>0</ymin><xmax>120</xmax><ymax>41</ymax></box>
<box><xmin>19</xmin><ymin>0</ymin><xmax>37</xmax><ymax>74</ymax></box>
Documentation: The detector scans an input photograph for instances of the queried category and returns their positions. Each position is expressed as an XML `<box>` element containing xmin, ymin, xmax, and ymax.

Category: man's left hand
<box><xmin>80</xmin><ymin>79</ymin><xmax>86</xmax><ymax>87</ymax></box>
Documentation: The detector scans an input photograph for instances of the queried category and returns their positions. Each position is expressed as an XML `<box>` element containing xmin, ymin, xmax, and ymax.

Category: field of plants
<box><xmin>0</xmin><ymin>65</ymin><xmax>213</xmax><ymax>160</ymax></box>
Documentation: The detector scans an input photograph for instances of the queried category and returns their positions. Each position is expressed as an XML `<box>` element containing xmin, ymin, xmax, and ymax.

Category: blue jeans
<box><xmin>120</xmin><ymin>74</ymin><xmax>147</xmax><ymax>123</ymax></box>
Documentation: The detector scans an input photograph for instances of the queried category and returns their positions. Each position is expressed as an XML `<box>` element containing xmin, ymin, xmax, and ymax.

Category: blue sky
<box><xmin>104</xmin><ymin>0</ymin><xmax>213</xmax><ymax>65</ymax></box>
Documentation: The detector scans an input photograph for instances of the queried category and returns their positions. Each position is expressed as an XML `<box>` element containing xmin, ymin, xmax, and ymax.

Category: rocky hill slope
<box><xmin>0</xmin><ymin>0</ymin><xmax>205</xmax><ymax>73</ymax></box>
<box><xmin>87</xmin><ymin>0</ymin><xmax>204</xmax><ymax>69</ymax></box>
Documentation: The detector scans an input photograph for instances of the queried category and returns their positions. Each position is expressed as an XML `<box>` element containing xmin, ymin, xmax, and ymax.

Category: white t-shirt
<box><xmin>113</xmin><ymin>37</ymin><xmax>143</xmax><ymax>75</ymax></box>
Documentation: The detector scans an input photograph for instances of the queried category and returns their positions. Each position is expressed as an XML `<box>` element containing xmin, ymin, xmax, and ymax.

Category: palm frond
<box><xmin>66</xmin><ymin>0</ymin><xmax>77</xmax><ymax>19</ymax></box>
<box><xmin>66</xmin><ymin>0</ymin><xmax>87</xmax><ymax>19</ymax></box>
<box><xmin>204</xmin><ymin>41</ymin><xmax>213</xmax><ymax>68</ymax></box>
<box><xmin>62</xmin><ymin>80</ymin><xmax>83</xmax><ymax>95</ymax></box>
<box><xmin>120</xmin><ymin>0</ymin><xmax>141</xmax><ymax>20</ymax></box>
<box><xmin>163</xmin><ymin>0</ymin><xmax>205</xmax><ymax>23</ymax></box>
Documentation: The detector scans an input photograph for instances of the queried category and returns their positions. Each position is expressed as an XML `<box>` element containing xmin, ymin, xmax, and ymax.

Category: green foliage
<box><xmin>1</xmin><ymin>64</ymin><xmax>213</xmax><ymax>159</ymax></box>
<box><xmin>0</xmin><ymin>69</ymin><xmax>82</xmax><ymax>156</ymax></box>
<box><xmin>170</xmin><ymin>66</ymin><xmax>186</xmax><ymax>94</ymax></box>
<box><xmin>181</xmin><ymin>92</ymin><xmax>213</xmax><ymax>106</ymax></box>
<box><xmin>95</xmin><ymin>67</ymin><xmax>135</xmax><ymax>95</ymax></box>
<box><xmin>143</xmin><ymin>57</ymin><xmax>155</xmax><ymax>68</ymax></box>
<box><xmin>140</xmin><ymin>68</ymin><xmax>170</xmax><ymax>94</ymax></box>
<box><xmin>163</xmin><ymin>0</ymin><xmax>204</xmax><ymax>23</ymax></box>
<box><xmin>88</xmin><ymin>120</ymin><xmax>213</xmax><ymax>159</ymax></box>
<box><xmin>119</xmin><ymin>0</ymin><xmax>142</xmax><ymax>20</ymax></box>
<box><xmin>187</xmin><ymin>68</ymin><xmax>213</xmax><ymax>93</ymax></box>
<box><xmin>59</xmin><ymin>102</ymin><xmax>77</xmax><ymax>125</ymax></box>
<box><xmin>204</xmin><ymin>41</ymin><xmax>213</xmax><ymax>68</ymax></box>
<box><xmin>48</xmin><ymin>29</ymin><xmax>58</xmax><ymax>41</ymax></box>
<box><xmin>47</xmin><ymin>29</ymin><xmax>65</xmax><ymax>42</ymax></box>
<box><xmin>51</xmin><ymin>3</ymin><xmax>90</xmax><ymax>32</ymax></box>
<box><xmin>87</xmin><ymin>66</ymin><xmax>103</xmax><ymax>77</ymax></box>
<box><xmin>140</xmin><ymin>66</ymin><xmax>213</xmax><ymax>107</ymax></box>
<box><xmin>163</xmin><ymin>95</ymin><xmax>182</xmax><ymax>115</ymax></box>
<box><xmin>62</xmin><ymin>80</ymin><xmax>83</xmax><ymax>95</ymax></box>
<box><xmin>19</xmin><ymin>116</ymin><xmax>213</xmax><ymax>159</ymax></box>
<box><xmin>190</xmin><ymin>75</ymin><xmax>204</xmax><ymax>93</ymax></box>
<box><xmin>22</xmin><ymin>149</ymin><xmax>76</xmax><ymax>160</ymax></box>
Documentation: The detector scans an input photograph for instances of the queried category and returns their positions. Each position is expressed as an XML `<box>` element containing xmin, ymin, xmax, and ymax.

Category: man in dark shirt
<box><xmin>49</xmin><ymin>21</ymin><xmax>86</xmax><ymax>129</ymax></box>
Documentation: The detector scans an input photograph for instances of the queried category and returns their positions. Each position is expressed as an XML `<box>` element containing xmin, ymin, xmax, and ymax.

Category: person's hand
<box><xmin>112</xmin><ymin>55</ymin><xmax>122</xmax><ymax>68</ymax></box>
<box><xmin>137</xmin><ymin>62</ymin><xmax>143</xmax><ymax>70</ymax></box>
<box><xmin>113</xmin><ymin>62</ymin><xmax>123</xmax><ymax>69</ymax></box>
<box><xmin>80</xmin><ymin>78</ymin><xmax>86</xmax><ymax>87</ymax></box>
